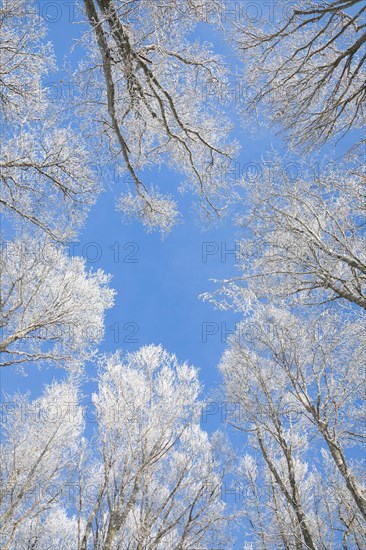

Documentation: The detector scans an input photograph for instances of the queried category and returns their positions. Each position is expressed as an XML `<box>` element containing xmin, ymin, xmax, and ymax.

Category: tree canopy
<box><xmin>0</xmin><ymin>0</ymin><xmax>365</xmax><ymax>547</ymax></box>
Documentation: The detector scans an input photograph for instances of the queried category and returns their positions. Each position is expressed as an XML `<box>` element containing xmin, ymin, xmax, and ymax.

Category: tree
<box><xmin>202</xmin><ymin>158</ymin><xmax>366</xmax><ymax>311</ymax></box>
<box><xmin>0</xmin><ymin>0</ymin><xmax>52</xmax><ymax>120</ymax></box>
<box><xmin>10</xmin><ymin>507</ymin><xmax>79</xmax><ymax>550</ymax></box>
<box><xmin>1</xmin><ymin>0</ymin><xmax>237</xmax><ymax>238</ymax></box>
<box><xmin>204</xmin><ymin>8</ymin><xmax>366</xmax><ymax>541</ymax></box>
<box><xmin>0</xmin><ymin>238</ymin><xmax>114</xmax><ymax>370</ymax></box>
<box><xmin>231</xmin><ymin>0</ymin><xmax>366</xmax><ymax>148</ymax></box>
<box><xmin>78</xmin><ymin>0</ymin><xmax>236</xmax><ymax>234</ymax></box>
<box><xmin>1</xmin><ymin>2</ymin><xmax>365</xmax><ymax>548</ymax></box>
<box><xmin>0</xmin><ymin>380</ymin><xmax>84</xmax><ymax>550</ymax></box>
<box><xmin>0</xmin><ymin>122</ymin><xmax>102</xmax><ymax>242</ymax></box>
<box><xmin>220</xmin><ymin>305</ymin><xmax>366</xmax><ymax>548</ymax></box>
<box><xmin>0</xmin><ymin>0</ymin><xmax>101</xmax><ymax>242</ymax></box>
<box><xmin>78</xmin><ymin>345</ymin><xmax>229</xmax><ymax>549</ymax></box>
<box><xmin>0</xmin><ymin>346</ymin><xmax>231</xmax><ymax>548</ymax></box>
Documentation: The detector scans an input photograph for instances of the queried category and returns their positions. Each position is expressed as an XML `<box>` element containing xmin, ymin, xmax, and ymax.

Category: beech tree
<box><xmin>0</xmin><ymin>0</ymin><xmax>51</xmax><ymax>120</ymax></box>
<box><xmin>1</xmin><ymin>1</ymin><xmax>365</xmax><ymax>548</ymax></box>
<box><xmin>9</xmin><ymin>508</ymin><xmax>79</xmax><ymax>550</ymax></box>
<box><xmin>1</xmin><ymin>346</ymin><xmax>230</xmax><ymax>549</ymax></box>
<box><xmin>0</xmin><ymin>120</ymin><xmax>101</xmax><ymax>242</ymax></box>
<box><xmin>1</xmin><ymin>0</ymin><xmax>236</xmax><ymax>237</ymax></box>
<box><xmin>0</xmin><ymin>238</ymin><xmax>114</xmax><ymax>370</ymax></box>
<box><xmin>220</xmin><ymin>306</ymin><xmax>366</xmax><ymax>548</ymax></box>
<box><xmin>0</xmin><ymin>380</ymin><xmax>84</xmax><ymax>550</ymax></box>
<box><xmin>211</xmin><ymin>156</ymin><xmax>366</xmax><ymax>545</ymax></box>
<box><xmin>203</xmin><ymin>158</ymin><xmax>366</xmax><ymax>312</ymax></box>
<box><xmin>232</xmin><ymin>0</ymin><xmax>366</xmax><ymax>148</ymax></box>
<box><xmin>78</xmin><ymin>346</ymin><xmax>229</xmax><ymax>549</ymax></box>
<box><xmin>78</xmin><ymin>0</ymin><xmax>236</xmax><ymax>233</ymax></box>
<box><xmin>0</xmin><ymin>0</ymin><xmax>101</xmax><ymax>242</ymax></box>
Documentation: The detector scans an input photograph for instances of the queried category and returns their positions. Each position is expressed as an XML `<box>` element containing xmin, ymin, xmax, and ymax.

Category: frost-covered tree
<box><xmin>10</xmin><ymin>507</ymin><xmax>79</xmax><ymax>550</ymax></box>
<box><xmin>0</xmin><ymin>238</ymin><xmax>114</xmax><ymax>370</ymax></box>
<box><xmin>232</xmin><ymin>0</ymin><xmax>366</xmax><ymax>148</ymax></box>
<box><xmin>219</xmin><ymin>305</ymin><xmax>366</xmax><ymax>547</ymax></box>
<box><xmin>78</xmin><ymin>345</ymin><xmax>229</xmax><ymax>549</ymax></box>
<box><xmin>0</xmin><ymin>0</ymin><xmax>101</xmax><ymax>241</ymax></box>
<box><xmin>1</xmin><ymin>0</ymin><xmax>237</xmax><ymax>237</ymax></box>
<box><xmin>0</xmin><ymin>380</ymin><xmax>84</xmax><ymax>550</ymax></box>
<box><xmin>207</xmin><ymin>153</ymin><xmax>366</xmax><ymax>547</ymax></box>
<box><xmin>0</xmin><ymin>0</ymin><xmax>52</xmax><ymax>120</ymax></box>
<box><xmin>0</xmin><ymin>346</ymin><xmax>231</xmax><ymax>548</ymax></box>
<box><xmin>0</xmin><ymin>2</ymin><xmax>115</xmax><ymax>376</ymax></box>
<box><xmin>203</xmin><ymin>158</ymin><xmax>366</xmax><ymax>312</ymax></box>
<box><xmin>78</xmin><ymin>0</ymin><xmax>236</xmax><ymax>234</ymax></box>
<box><xmin>0</xmin><ymin>120</ymin><xmax>102</xmax><ymax>242</ymax></box>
